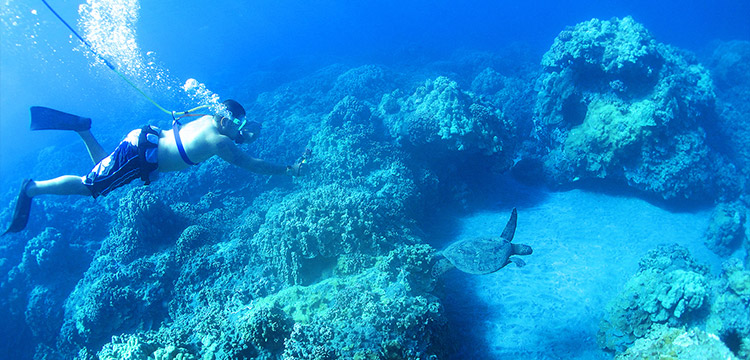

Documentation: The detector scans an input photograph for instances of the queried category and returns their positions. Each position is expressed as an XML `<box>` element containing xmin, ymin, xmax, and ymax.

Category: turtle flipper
<box><xmin>500</xmin><ymin>208</ymin><xmax>517</xmax><ymax>242</ymax></box>
<box><xmin>508</xmin><ymin>257</ymin><xmax>526</xmax><ymax>268</ymax></box>
<box><xmin>431</xmin><ymin>258</ymin><xmax>455</xmax><ymax>277</ymax></box>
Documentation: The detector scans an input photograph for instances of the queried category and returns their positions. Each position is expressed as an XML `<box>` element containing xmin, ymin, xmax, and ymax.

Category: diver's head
<box><xmin>223</xmin><ymin>99</ymin><xmax>246</xmax><ymax>120</ymax></box>
<box><xmin>217</xmin><ymin>99</ymin><xmax>260</xmax><ymax>144</ymax></box>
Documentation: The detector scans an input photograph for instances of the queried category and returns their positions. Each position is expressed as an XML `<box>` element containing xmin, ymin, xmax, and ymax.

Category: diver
<box><xmin>4</xmin><ymin>99</ymin><xmax>306</xmax><ymax>234</ymax></box>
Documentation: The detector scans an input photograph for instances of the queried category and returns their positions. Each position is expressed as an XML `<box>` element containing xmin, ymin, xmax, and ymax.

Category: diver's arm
<box><xmin>215</xmin><ymin>136</ymin><xmax>289</xmax><ymax>175</ymax></box>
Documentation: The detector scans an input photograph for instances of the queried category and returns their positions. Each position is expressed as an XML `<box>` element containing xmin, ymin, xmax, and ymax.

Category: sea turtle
<box><xmin>433</xmin><ymin>208</ymin><xmax>533</xmax><ymax>276</ymax></box>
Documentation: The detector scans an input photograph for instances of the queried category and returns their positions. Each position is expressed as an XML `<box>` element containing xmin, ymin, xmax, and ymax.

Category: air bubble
<box><xmin>76</xmin><ymin>0</ymin><xmax>223</xmax><ymax>108</ymax></box>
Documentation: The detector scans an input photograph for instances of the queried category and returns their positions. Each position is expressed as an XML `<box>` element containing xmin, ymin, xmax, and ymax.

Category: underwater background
<box><xmin>1</xmin><ymin>0</ymin><xmax>749</xmax><ymax>359</ymax></box>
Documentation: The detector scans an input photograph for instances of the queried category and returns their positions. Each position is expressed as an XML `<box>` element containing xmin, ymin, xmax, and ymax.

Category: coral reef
<box><xmin>281</xmin><ymin>322</ymin><xmax>338</xmax><ymax>360</ymax></box>
<box><xmin>54</xmin><ymin>189</ymin><xmax>184</xmax><ymax>351</ymax></box>
<box><xmin>25</xmin><ymin>285</ymin><xmax>65</xmax><ymax>342</ymax></box>
<box><xmin>707</xmin><ymin>40</ymin><xmax>750</xmax><ymax>193</ymax></box>
<box><xmin>376</xmin><ymin>75</ymin><xmax>523</xmax><ymax>209</ymax></box>
<box><xmin>706</xmin><ymin>258</ymin><xmax>750</xmax><ymax>359</ymax></box>
<box><xmin>252</xmin><ymin>183</ymin><xmax>414</xmax><ymax>285</ymax></box>
<box><xmin>17</xmin><ymin>63</ymin><xmax>453</xmax><ymax>359</ymax></box>
<box><xmin>60</xmin><ymin>252</ymin><xmax>178</xmax><ymax>350</ymax></box>
<box><xmin>598</xmin><ymin>244</ymin><xmax>711</xmax><ymax>353</ymax></box>
<box><xmin>309</xmin><ymin>95</ymin><xmax>395</xmax><ymax>185</ymax></box>
<box><xmin>17</xmin><ymin>227</ymin><xmax>67</xmax><ymax>279</ymax></box>
<box><xmin>704</xmin><ymin>201</ymin><xmax>748</xmax><ymax>257</ymax></box>
<box><xmin>97</xmin><ymin>333</ymin><xmax>196</xmax><ymax>360</ymax></box>
<box><xmin>1</xmin><ymin>226</ymin><xmax>93</xmax><ymax>354</ymax></box>
<box><xmin>601</xmin><ymin>245</ymin><xmax>750</xmax><ymax>358</ymax></box>
<box><xmin>4</xmin><ymin>15</ymin><xmax>750</xmax><ymax>359</ymax></box>
<box><xmin>100</xmin><ymin>188</ymin><xmax>181</xmax><ymax>263</ymax></box>
<box><xmin>235</xmin><ymin>244</ymin><xmax>444</xmax><ymax>359</ymax></box>
<box><xmin>708</xmin><ymin>41</ymin><xmax>750</xmax><ymax>92</ymax></box>
<box><xmin>470</xmin><ymin>66</ymin><xmax>537</xmax><ymax>141</ymax></box>
<box><xmin>379</xmin><ymin>76</ymin><xmax>516</xmax><ymax>159</ymax></box>
<box><xmin>327</xmin><ymin>65</ymin><xmax>397</xmax><ymax>105</ymax></box>
<box><xmin>533</xmin><ymin>16</ymin><xmax>739</xmax><ymax>200</ymax></box>
<box><xmin>236</xmin><ymin>303</ymin><xmax>293</xmax><ymax>352</ymax></box>
<box><xmin>615</xmin><ymin>325</ymin><xmax>737</xmax><ymax>360</ymax></box>
<box><xmin>245</xmin><ymin>94</ymin><xmax>424</xmax><ymax>288</ymax></box>
<box><xmin>0</xmin><ymin>189</ymin><xmax>108</xmax><ymax>359</ymax></box>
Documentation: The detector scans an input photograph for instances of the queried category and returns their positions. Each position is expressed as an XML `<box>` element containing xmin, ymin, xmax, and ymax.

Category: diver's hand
<box><xmin>286</xmin><ymin>162</ymin><xmax>303</xmax><ymax>177</ymax></box>
<box><xmin>286</xmin><ymin>148</ymin><xmax>311</xmax><ymax>177</ymax></box>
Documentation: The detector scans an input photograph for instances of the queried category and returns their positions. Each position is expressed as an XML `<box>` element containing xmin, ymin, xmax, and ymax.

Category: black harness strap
<box><xmin>137</xmin><ymin>125</ymin><xmax>160</xmax><ymax>185</ymax></box>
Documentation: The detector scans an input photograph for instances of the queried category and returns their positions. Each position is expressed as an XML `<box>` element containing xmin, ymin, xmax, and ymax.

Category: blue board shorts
<box><xmin>83</xmin><ymin>128</ymin><xmax>159</xmax><ymax>198</ymax></box>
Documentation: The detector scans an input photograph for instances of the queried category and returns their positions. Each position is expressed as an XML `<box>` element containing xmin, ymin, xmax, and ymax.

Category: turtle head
<box><xmin>512</xmin><ymin>243</ymin><xmax>533</xmax><ymax>256</ymax></box>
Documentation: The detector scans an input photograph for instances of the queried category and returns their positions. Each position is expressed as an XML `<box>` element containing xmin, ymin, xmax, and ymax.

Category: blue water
<box><xmin>2</xmin><ymin>0</ymin><xmax>749</xmax><ymax>173</ymax></box>
<box><xmin>1</xmin><ymin>0</ymin><xmax>749</xmax><ymax>359</ymax></box>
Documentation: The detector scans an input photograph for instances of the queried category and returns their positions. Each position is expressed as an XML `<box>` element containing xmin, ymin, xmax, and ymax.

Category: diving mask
<box><xmin>227</xmin><ymin>116</ymin><xmax>261</xmax><ymax>144</ymax></box>
<box><xmin>231</xmin><ymin>116</ymin><xmax>247</xmax><ymax>131</ymax></box>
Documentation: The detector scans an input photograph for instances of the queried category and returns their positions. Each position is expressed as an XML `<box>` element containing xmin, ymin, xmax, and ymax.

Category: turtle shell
<box><xmin>441</xmin><ymin>237</ymin><xmax>512</xmax><ymax>274</ymax></box>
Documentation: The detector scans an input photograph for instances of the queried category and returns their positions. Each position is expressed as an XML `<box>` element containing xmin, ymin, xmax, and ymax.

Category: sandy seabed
<box><xmin>438</xmin><ymin>182</ymin><xmax>727</xmax><ymax>359</ymax></box>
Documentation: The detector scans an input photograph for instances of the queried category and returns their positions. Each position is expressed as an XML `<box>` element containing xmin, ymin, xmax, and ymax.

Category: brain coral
<box><xmin>379</xmin><ymin>76</ymin><xmax>515</xmax><ymax>159</ymax></box>
<box><xmin>534</xmin><ymin>16</ymin><xmax>738</xmax><ymax>200</ymax></box>
<box><xmin>598</xmin><ymin>244</ymin><xmax>711</xmax><ymax>353</ymax></box>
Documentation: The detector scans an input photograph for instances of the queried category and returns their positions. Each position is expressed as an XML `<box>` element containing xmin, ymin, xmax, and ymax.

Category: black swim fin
<box><xmin>3</xmin><ymin>179</ymin><xmax>33</xmax><ymax>235</ymax></box>
<box><xmin>30</xmin><ymin>106</ymin><xmax>91</xmax><ymax>132</ymax></box>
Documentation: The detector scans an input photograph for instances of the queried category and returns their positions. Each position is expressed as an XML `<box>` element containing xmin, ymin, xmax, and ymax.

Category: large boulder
<box><xmin>533</xmin><ymin>16</ymin><xmax>739</xmax><ymax>200</ymax></box>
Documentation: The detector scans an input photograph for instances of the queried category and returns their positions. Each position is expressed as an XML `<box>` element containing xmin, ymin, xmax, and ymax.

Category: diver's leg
<box><xmin>25</xmin><ymin>176</ymin><xmax>90</xmax><ymax>197</ymax></box>
<box><xmin>77</xmin><ymin>130</ymin><xmax>108</xmax><ymax>164</ymax></box>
